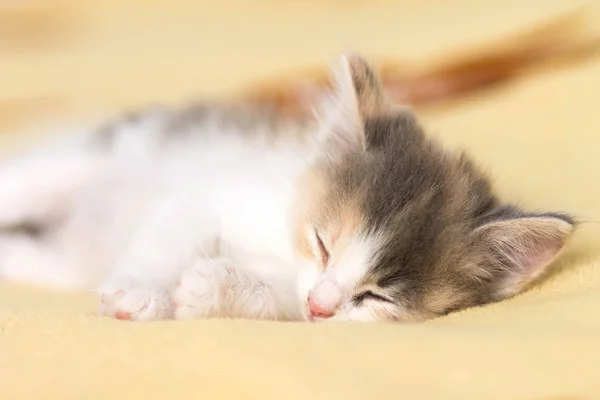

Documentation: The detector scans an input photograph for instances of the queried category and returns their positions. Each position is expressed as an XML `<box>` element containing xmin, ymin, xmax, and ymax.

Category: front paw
<box><xmin>98</xmin><ymin>275</ymin><xmax>173</xmax><ymax>321</ymax></box>
<box><xmin>173</xmin><ymin>258</ymin><xmax>230</xmax><ymax>320</ymax></box>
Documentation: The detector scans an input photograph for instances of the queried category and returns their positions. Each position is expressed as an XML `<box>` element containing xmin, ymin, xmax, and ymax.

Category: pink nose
<box><xmin>308</xmin><ymin>293</ymin><xmax>335</xmax><ymax>318</ymax></box>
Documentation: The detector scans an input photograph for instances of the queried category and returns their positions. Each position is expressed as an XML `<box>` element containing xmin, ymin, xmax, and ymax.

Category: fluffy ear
<box><xmin>473</xmin><ymin>212</ymin><xmax>576</xmax><ymax>300</ymax></box>
<box><xmin>333</xmin><ymin>53</ymin><xmax>388</xmax><ymax>119</ymax></box>
<box><xmin>317</xmin><ymin>53</ymin><xmax>390</xmax><ymax>152</ymax></box>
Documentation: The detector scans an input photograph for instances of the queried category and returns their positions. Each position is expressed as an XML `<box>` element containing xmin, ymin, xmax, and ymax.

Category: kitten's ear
<box><xmin>473</xmin><ymin>212</ymin><xmax>576</xmax><ymax>299</ymax></box>
<box><xmin>318</xmin><ymin>54</ymin><xmax>390</xmax><ymax>152</ymax></box>
<box><xmin>333</xmin><ymin>53</ymin><xmax>388</xmax><ymax>119</ymax></box>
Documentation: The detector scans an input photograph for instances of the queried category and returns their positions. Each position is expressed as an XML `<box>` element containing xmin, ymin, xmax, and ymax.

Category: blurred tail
<box><xmin>242</xmin><ymin>9</ymin><xmax>600</xmax><ymax>114</ymax></box>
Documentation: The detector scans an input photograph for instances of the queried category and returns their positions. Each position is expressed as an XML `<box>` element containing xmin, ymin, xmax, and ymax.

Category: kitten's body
<box><xmin>0</xmin><ymin>103</ymin><xmax>318</xmax><ymax>320</ymax></box>
<box><xmin>0</xmin><ymin>55</ymin><xmax>575</xmax><ymax>323</ymax></box>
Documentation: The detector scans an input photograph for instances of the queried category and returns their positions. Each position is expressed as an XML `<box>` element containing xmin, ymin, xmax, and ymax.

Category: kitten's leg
<box><xmin>173</xmin><ymin>256</ymin><xmax>304</xmax><ymax>321</ymax></box>
<box><xmin>0</xmin><ymin>140</ymin><xmax>103</xmax><ymax>289</ymax></box>
<box><xmin>0</xmin><ymin>234</ymin><xmax>85</xmax><ymax>289</ymax></box>
<box><xmin>0</xmin><ymin>140</ymin><xmax>105</xmax><ymax>229</ymax></box>
<box><xmin>171</xmin><ymin>257</ymin><xmax>234</xmax><ymax>319</ymax></box>
<box><xmin>99</xmin><ymin>196</ymin><xmax>219</xmax><ymax>321</ymax></box>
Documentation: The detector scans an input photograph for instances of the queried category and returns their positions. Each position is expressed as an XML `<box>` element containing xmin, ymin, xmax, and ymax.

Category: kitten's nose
<box><xmin>308</xmin><ymin>293</ymin><xmax>334</xmax><ymax>318</ymax></box>
<box><xmin>307</xmin><ymin>281</ymin><xmax>342</xmax><ymax>319</ymax></box>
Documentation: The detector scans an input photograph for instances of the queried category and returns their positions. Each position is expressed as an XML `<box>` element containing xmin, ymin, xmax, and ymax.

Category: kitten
<box><xmin>0</xmin><ymin>54</ymin><xmax>575</xmax><ymax>322</ymax></box>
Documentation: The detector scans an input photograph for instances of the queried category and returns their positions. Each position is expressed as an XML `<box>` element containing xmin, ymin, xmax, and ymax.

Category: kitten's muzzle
<box><xmin>307</xmin><ymin>280</ymin><xmax>342</xmax><ymax>319</ymax></box>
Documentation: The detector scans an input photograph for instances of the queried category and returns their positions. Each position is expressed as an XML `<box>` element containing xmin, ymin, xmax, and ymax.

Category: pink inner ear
<box><xmin>481</xmin><ymin>217</ymin><xmax>573</xmax><ymax>298</ymax></box>
<box><xmin>516</xmin><ymin>245</ymin><xmax>560</xmax><ymax>276</ymax></box>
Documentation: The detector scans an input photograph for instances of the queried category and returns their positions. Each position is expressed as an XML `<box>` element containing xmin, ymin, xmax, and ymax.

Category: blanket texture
<box><xmin>1</xmin><ymin>1</ymin><xmax>599</xmax><ymax>399</ymax></box>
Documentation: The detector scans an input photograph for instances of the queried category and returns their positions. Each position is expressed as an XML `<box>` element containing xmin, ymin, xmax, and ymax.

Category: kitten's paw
<box><xmin>173</xmin><ymin>258</ymin><xmax>229</xmax><ymax>320</ymax></box>
<box><xmin>98</xmin><ymin>275</ymin><xmax>173</xmax><ymax>321</ymax></box>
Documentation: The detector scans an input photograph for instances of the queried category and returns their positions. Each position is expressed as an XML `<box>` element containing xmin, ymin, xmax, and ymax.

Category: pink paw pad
<box><xmin>114</xmin><ymin>311</ymin><xmax>132</xmax><ymax>320</ymax></box>
<box><xmin>98</xmin><ymin>277</ymin><xmax>173</xmax><ymax>321</ymax></box>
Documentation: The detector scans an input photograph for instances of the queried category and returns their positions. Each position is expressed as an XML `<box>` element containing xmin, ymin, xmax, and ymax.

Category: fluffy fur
<box><xmin>0</xmin><ymin>54</ymin><xmax>576</xmax><ymax>322</ymax></box>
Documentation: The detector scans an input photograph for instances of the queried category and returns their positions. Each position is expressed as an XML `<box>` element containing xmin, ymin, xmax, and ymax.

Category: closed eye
<box><xmin>352</xmin><ymin>290</ymin><xmax>393</xmax><ymax>305</ymax></box>
<box><xmin>314</xmin><ymin>229</ymin><xmax>330</xmax><ymax>267</ymax></box>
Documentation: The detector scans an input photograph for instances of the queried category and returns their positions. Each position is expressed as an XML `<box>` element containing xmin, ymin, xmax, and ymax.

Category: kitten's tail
<box><xmin>241</xmin><ymin>9</ymin><xmax>600</xmax><ymax>114</ymax></box>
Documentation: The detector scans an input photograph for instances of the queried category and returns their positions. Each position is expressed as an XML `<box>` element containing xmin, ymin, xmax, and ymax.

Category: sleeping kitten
<box><xmin>0</xmin><ymin>54</ymin><xmax>575</xmax><ymax>322</ymax></box>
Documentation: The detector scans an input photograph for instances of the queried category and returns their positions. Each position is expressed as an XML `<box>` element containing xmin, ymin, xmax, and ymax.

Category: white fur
<box><xmin>0</xmin><ymin>111</ymin><xmax>324</xmax><ymax>321</ymax></box>
<box><xmin>0</xmin><ymin>234</ymin><xmax>84</xmax><ymax>289</ymax></box>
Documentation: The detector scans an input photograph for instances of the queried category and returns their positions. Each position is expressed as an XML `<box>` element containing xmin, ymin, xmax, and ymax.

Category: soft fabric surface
<box><xmin>1</xmin><ymin>1</ymin><xmax>599</xmax><ymax>399</ymax></box>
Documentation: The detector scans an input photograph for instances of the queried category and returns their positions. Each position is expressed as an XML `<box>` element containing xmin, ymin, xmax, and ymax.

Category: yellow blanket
<box><xmin>1</xmin><ymin>1</ymin><xmax>599</xmax><ymax>399</ymax></box>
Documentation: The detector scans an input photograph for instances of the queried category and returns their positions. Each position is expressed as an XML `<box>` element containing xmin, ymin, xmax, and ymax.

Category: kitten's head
<box><xmin>292</xmin><ymin>54</ymin><xmax>575</xmax><ymax>322</ymax></box>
